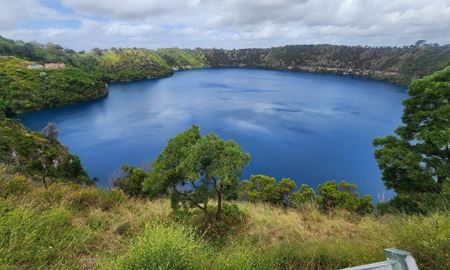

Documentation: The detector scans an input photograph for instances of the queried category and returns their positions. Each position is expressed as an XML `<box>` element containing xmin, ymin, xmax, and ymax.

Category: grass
<box><xmin>0</xmin><ymin>172</ymin><xmax>449</xmax><ymax>270</ymax></box>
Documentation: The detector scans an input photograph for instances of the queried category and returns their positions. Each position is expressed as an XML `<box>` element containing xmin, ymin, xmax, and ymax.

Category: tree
<box><xmin>42</xmin><ymin>122</ymin><xmax>59</xmax><ymax>141</ymax></box>
<box><xmin>184</xmin><ymin>133</ymin><xmax>250</xmax><ymax>219</ymax></box>
<box><xmin>143</xmin><ymin>125</ymin><xmax>250</xmax><ymax>220</ymax></box>
<box><xmin>374</xmin><ymin>67</ymin><xmax>450</xmax><ymax>193</ymax></box>
<box><xmin>237</xmin><ymin>175</ymin><xmax>296</xmax><ymax>206</ymax></box>
<box><xmin>31</xmin><ymin>146</ymin><xmax>62</xmax><ymax>188</ymax></box>
<box><xmin>317</xmin><ymin>180</ymin><xmax>373</xmax><ymax>214</ymax></box>
<box><xmin>289</xmin><ymin>184</ymin><xmax>316</xmax><ymax>207</ymax></box>
<box><xmin>114</xmin><ymin>164</ymin><xmax>148</xmax><ymax>197</ymax></box>
<box><xmin>238</xmin><ymin>175</ymin><xmax>277</xmax><ymax>202</ymax></box>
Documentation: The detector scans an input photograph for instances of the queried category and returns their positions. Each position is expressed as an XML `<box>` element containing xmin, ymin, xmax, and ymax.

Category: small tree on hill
<box><xmin>42</xmin><ymin>122</ymin><xmax>59</xmax><ymax>141</ymax></box>
<box><xmin>143</xmin><ymin>125</ymin><xmax>250</xmax><ymax>220</ymax></box>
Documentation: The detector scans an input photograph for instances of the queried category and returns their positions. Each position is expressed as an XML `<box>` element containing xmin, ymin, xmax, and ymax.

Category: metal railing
<box><xmin>341</xmin><ymin>248</ymin><xmax>419</xmax><ymax>270</ymax></box>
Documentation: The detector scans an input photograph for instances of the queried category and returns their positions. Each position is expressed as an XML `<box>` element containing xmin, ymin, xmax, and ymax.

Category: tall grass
<box><xmin>0</xmin><ymin>173</ymin><xmax>449</xmax><ymax>269</ymax></box>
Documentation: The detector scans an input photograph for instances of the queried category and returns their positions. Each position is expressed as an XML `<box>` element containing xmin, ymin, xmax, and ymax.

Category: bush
<box><xmin>69</xmin><ymin>187</ymin><xmax>127</xmax><ymax>211</ymax></box>
<box><xmin>289</xmin><ymin>184</ymin><xmax>316</xmax><ymax>207</ymax></box>
<box><xmin>377</xmin><ymin>188</ymin><xmax>450</xmax><ymax>215</ymax></box>
<box><xmin>32</xmin><ymin>182</ymin><xmax>72</xmax><ymax>205</ymax></box>
<box><xmin>318</xmin><ymin>180</ymin><xmax>373</xmax><ymax>214</ymax></box>
<box><xmin>113</xmin><ymin>165</ymin><xmax>148</xmax><ymax>197</ymax></box>
<box><xmin>0</xmin><ymin>172</ymin><xmax>31</xmax><ymax>198</ymax></box>
<box><xmin>174</xmin><ymin>203</ymin><xmax>247</xmax><ymax>239</ymax></box>
<box><xmin>393</xmin><ymin>213</ymin><xmax>450</xmax><ymax>270</ymax></box>
<box><xmin>114</xmin><ymin>223</ymin><xmax>210</xmax><ymax>270</ymax></box>
<box><xmin>238</xmin><ymin>175</ymin><xmax>296</xmax><ymax>206</ymax></box>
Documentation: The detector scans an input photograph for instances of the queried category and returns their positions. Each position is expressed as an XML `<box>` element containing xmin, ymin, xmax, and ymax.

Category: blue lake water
<box><xmin>19</xmin><ymin>68</ymin><xmax>406</xmax><ymax>198</ymax></box>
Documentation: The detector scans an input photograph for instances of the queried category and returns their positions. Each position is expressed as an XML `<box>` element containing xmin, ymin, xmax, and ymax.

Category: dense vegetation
<box><xmin>1</xmin><ymin>168</ymin><xmax>449</xmax><ymax>270</ymax></box>
<box><xmin>0</xmin><ymin>56</ymin><xmax>107</xmax><ymax>114</ymax></box>
<box><xmin>0</xmin><ymin>118</ymin><xmax>90</xmax><ymax>184</ymax></box>
<box><xmin>115</xmin><ymin>126</ymin><xmax>374</xmax><ymax>217</ymax></box>
<box><xmin>374</xmin><ymin>67</ymin><xmax>450</xmax><ymax>213</ymax></box>
<box><xmin>1</xmin><ymin>35</ymin><xmax>450</xmax><ymax>87</ymax></box>
<box><xmin>198</xmin><ymin>42</ymin><xmax>450</xmax><ymax>85</ymax></box>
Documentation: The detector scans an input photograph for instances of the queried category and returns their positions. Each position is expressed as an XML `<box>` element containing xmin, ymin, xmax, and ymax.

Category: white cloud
<box><xmin>0</xmin><ymin>0</ymin><xmax>65</xmax><ymax>30</ymax></box>
<box><xmin>0</xmin><ymin>0</ymin><xmax>449</xmax><ymax>49</ymax></box>
<box><xmin>61</xmin><ymin>0</ymin><xmax>201</xmax><ymax>19</ymax></box>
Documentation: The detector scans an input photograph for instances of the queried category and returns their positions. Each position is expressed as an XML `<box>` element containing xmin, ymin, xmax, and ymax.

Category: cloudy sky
<box><xmin>0</xmin><ymin>0</ymin><xmax>449</xmax><ymax>50</ymax></box>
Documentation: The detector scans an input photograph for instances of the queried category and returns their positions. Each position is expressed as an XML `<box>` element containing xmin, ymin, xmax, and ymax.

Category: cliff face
<box><xmin>197</xmin><ymin>44</ymin><xmax>450</xmax><ymax>85</ymax></box>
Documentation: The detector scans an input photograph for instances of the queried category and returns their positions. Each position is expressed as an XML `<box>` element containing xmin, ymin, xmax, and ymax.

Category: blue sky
<box><xmin>0</xmin><ymin>0</ymin><xmax>449</xmax><ymax>50</ymax></box>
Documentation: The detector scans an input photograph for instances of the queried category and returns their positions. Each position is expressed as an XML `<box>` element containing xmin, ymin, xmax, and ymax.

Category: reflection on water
<box><xmin>19</xmin><ymin>68</ymin><xmax>406</xmax><ymax>198</ymax></box>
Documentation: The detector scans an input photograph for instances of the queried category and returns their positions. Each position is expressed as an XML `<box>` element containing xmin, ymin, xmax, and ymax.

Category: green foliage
<box><xmin>0</xmin><ymin>118</ymin><xmax>90</xmax><ymax>183</ymax></box>
<box><xmin>2</xmin><ymin>35</ymin><xmax>450</xmax><ymax>89</ymax></box>
<box><xmin>96</xmin><ymin>48</ymin><xmax>173</xmax><ymax>81</ymax></box>
<box><xmin>0</xmin><ymin>168</ymin><xmax>31</xmax><ymax>198</ymax></box>
<box><xmin>213</xmin><ymin>242</ymin><xmax>295</xmax><ymax>270</ymax></box>
<box><xmin>238</xmin><ymin>176</ymin><xmax>371</xmax><ymax>214</ymax></box>
<box><xmin>317</xmin><ymin>180</ymin><xmax>373</xmax><ymax>214</ymax></box>
<box><xmin>238</xmin><ymin>175</ymin><xmax>296</xmax><ymax>206</ymax></box>
<box><xmin>143</xmin><ymin>125</ymin><xmax>250</xmax><ymax>219</ymax></box>
<box><xmin>0</xmin><ymin>56</ymin><xmax>107</xmax><ymax>114</ymax></box>
<box><xmin>374</xmin><ymin>67</ymin><xmax>450</xmax><ymax>194</ymax></box>
<box><xmin>289</xmin><ymin>184</ymin><xmax>316</xmax><ymax>207</ymax></box>
<box><xmin>113</xmin><ymin>164</ymin><xmax>148</xmax><ymax>197</ymax></box>
<box><xmin>198</xmin><ymin>43</ymin><xmax>450</xmax><ymax>85</ymax></box>
<box><xmin>377</xmin><ymin>184</ymin><xmax>450</xmax><ymax>214</ymax></box>
<box><xmin>68</xmin><ymin>187</ymin><xmax>127</xmax><ymax>211</ymax></box>
<box><xmin>114</xmin><ymin>223</ymin><xmax>210</xmax><ymax>270</ymax></box>
<box><xmin>174</xmin><ymin>203</ymin><xmax>247</xmax><ymax>239</ymax></box>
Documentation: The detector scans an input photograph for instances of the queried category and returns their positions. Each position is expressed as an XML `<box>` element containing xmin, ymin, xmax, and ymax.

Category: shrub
<box><xmin>393</xmin><ymin>213</ymin><xmax>450</xmax><ymax>270</ymax></box>
<box><xmin>69</xmin><ymin>187</ymin><xmax>127</xmax><ymax>211</ymax></box>
<box><xmin>289</xmin><ymin>184</ymin><xmax>316</xmax><ymax>207</ymax></box>
<box><xmin>98</xmin><ymin>188</ymin><xmax>127</xmax><ymax>210</ymax></box>
<box><xmin>377</xmin><ymin>188</ymin><xmax>450</xmax><ymax>214</ymax></box>
<box><xmin>238</xmin><ymin>175</ymin><xmax>296</xmax><ymax>205</ymax></box>
<box><xmin>174</xmin><ymin>203</ymin><xmax>247</xmax><ymax>239</ymax></box>
<box><xmin>32</xmin><ymin>182</ymin><xmax>72</xmax><ymax>205</ymax></box>
<box><xmin>114</xmin><ymin>223</ymin><xmax>210</xmax><ymax>270</ymax></box>
<box><xmin>0</xmin><ymin>173</ymin><xmax>31</xmax><ymax>198</ymax></box>
<box><xmin>318</xmin><ymin>180</ymin><xmax>373</xmax><ymax>214</ymax></box>
<box><xmin>113</xmin><ymin>164</ymin><xmax>148</xmax><ymax>197</ymax></box>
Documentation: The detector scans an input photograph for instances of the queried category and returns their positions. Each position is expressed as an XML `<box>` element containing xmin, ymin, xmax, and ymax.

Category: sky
<box><xmin>0</xmin><ymin>0</ymin><xmax>450</xmax><ymax>50</ymax></box>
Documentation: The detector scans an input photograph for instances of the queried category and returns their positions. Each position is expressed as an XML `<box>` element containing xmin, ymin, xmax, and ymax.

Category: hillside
<box><xmin>198</xmin><ymin>44</ymin><xmax>450</xmax><ymax>85</ymax></box>
<box><xmin>0</xmin><ymin>170</ymin><xmax>449</xmax><ymax>270</ymax></box>
<box><xmin>0</xmin><ymin>56</ymin><xmax>107</xmax><ymax>114</ymax></box>
<box><xmin>1</xmin><ymin>36</ymin><xmax>450</xmax><ymax>86</ymax></box>
<box><xmin>0</xmin><ymin>118</ymin><xmax>89</xmax><ymax>183</ymax></box>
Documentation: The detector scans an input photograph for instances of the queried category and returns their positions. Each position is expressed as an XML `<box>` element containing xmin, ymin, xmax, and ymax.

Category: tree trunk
<box><xmin>42</xmin><ymin>174</ymin><xmax>48</xmax><ymax>188</ymax></box>
<box><xmin>216</xmin><ymin>190</ymin><xmax>222</xmax><ymax>221</ymax></box>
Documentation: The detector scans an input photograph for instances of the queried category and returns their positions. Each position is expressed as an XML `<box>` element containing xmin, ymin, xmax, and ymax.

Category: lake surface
<box><xmin>19</xmin><ymin>68</ymin><xmax>406</xmax><ymax>198</ymax></box>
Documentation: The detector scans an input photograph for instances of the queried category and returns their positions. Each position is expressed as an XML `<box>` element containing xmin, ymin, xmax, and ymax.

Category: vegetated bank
<box><xmin>1</xmin><ymin>166</ymin><xmax>449</xmax><ymax>270</ymax></box>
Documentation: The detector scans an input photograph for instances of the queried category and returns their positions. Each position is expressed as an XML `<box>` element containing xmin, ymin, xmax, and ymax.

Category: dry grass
<box><xmin>1</xmin><ymin>177</ymin><xmax>449</xmax><ymax>270</ymax></box>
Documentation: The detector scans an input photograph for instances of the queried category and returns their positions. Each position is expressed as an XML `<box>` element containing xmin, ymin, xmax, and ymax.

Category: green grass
<box><xmin>0</xmin><ymin>170</ymin><xmax>449</xmax><ymax>270</ymax></box>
